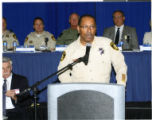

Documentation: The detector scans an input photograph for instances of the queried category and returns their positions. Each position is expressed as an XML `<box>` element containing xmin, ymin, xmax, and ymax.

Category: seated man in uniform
<box><xmin>57</xmin><ymin>13</ymin><xmax>79</xmax><ymax>45</ymax></box>
<box><xmin>24</xmin><ymin>17</ymin><xmax>56</xmax><ymax>51</ymax></box>
<box><xmin>103</xmin><ymin>10</ymin><xmax>139</xmax><ymax>50</ymax></box>
<box><xmin>2</xmin><ymin>56</ymin><xmax>32</xmax><ymax>120</ymax></box>
<box><xmin>58</xmin><ymin>14</ymin><xmax>127</xmax><ymax>86</ymax></box>
<box><xmin>2</xmin><ymin>17</ymin><xmax>19</xmax><ymax>51</ymax></box>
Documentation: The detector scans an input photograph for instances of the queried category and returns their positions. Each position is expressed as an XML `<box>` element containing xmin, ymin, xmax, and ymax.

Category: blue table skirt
<box><xmin>3</xmin><ymin>51</ymin><xmax>151</xmax><ymax>102</ymax></box>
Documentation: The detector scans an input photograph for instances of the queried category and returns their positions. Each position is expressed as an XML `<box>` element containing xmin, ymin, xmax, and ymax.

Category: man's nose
<box><xmin>87</xmin><ymin>27</ymin><xmax>91</xmax><ymax>32</ymax></box>
<box><xmin>3</xmin><ymin>69</ymin><xmax>8</xmax><ymax>73</ymax></box>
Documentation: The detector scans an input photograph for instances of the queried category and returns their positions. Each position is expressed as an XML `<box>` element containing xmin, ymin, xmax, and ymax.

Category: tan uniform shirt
<box><xmin>2</xmin><ymin>30</ymin><xmax>19</xmax><ymax>50</ymax></box>
<box><xmin>58</xmin><ymin>36</ymin><xmax>127</xmax><ymax>86</ymax></box>
<box><xmin>24</xmin><ymin>31</ymin><xmax>56</xmax><ymax>50</ymax></box>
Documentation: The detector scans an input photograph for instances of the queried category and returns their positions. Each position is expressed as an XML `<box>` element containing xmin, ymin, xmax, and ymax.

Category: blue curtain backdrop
<box><xmin>3</xmin><ymin>2</ymin><xmax>151</xmax><ymax>45</ymax></box>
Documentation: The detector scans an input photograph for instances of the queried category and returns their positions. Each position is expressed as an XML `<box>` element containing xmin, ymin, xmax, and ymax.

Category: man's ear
<box><xmin>69</xmin><ymin>19</ymin><xmax>71</xmax><ymax>24</ymax></box>
<box><xmin>11</xmin><ymin>65</ymin><xmax>12</xmax><ymax>71</ymax></box>
<box><xmin>123</xmin><ymin>16</ymin><xmax>125</xmax><ymax>21</ymax></box>
<box><xmin>77</xmin><ymin>26</ymin><xmax>80</xmax><ymax>33</ymax></box>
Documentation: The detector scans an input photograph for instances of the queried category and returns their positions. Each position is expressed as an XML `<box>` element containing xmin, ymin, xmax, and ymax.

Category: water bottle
<box><xmin>13</xmin><ymin>41</ymin><xmax>17</xmax><ymax>52</ymax></box>
<box><xmin>118</xmin><ymin>41</ymin><xmax>123</xmax><ymax>51</ymax></box>
<box><xmin>3</xmin><ymin>41</ymin><xmax>7</xmax><ymax>52</ymax></box>
<box><xmin>120</xmin><ymin>41</ymin><xmax>124</xmax><ymax>51</ymax></box>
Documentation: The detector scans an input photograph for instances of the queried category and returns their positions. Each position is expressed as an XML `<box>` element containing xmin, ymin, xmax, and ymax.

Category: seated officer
<box><xmin>24</xmin><ymin>17</ymin><xmax>56</xmax><ymax>51</ymax></box>
<box><xmin>2</xmin><ymin>17</ymin><xmax>19</xmax><ymax>51</ymax></box>
<box><xmin>57</xmin><ymin>13</ymin><xmax>79</xmax><ymax>45</ymax></box>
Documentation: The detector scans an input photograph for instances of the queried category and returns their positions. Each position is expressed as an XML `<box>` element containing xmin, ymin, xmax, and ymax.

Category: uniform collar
<box><xmin>115</xmin><ymin>24</ymin><xmax>124</xmax><ymax>31</ymax></box>
<box><xmin>77</xmin><ymin>36</ymin><xmax>97</xmax><ymax>47</ymax></box>
<box><xmin>35</xmin><ymin>31</ymin><xmax>45</xmax><ymax>37</ymax></box>
<box><xmin>3</xmin><ymin>30</ymin><xmax>10</xmax><ymax>35</ymax></box>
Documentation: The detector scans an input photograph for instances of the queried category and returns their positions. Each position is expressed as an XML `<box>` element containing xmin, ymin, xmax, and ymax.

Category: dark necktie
<box><xmin>115</xmin><ymin>28</ymin><xmax>120</xmax><ymax>45</ymax></box>
<box><xmin>3</xmin><ymin>79</ymin><xmax>7</xmax><ymax>116</ymax></box>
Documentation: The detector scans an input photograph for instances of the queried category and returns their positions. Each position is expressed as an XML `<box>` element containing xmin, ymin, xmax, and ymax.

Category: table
<box><xmin>3</xmin><ymin>51</ymin><xmax>151</xmax><ymax>102</ymax></box>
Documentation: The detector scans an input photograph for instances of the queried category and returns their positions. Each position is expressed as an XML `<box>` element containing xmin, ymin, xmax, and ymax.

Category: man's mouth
<box><xmin>86</xmin><ymin>34</ymin><xmax>93</xmax><ymax>38</ymax></box>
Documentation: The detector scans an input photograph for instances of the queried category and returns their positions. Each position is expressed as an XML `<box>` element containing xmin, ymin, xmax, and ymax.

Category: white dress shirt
<box><xmin>3</xmin><ymin>73</ymin><xmax>15</xmax><ymax>109</ymax></box>
<box><xmin>115</xmin><ymin>25</ymin><xmax>124</xmax><ymax>43</ymax></box>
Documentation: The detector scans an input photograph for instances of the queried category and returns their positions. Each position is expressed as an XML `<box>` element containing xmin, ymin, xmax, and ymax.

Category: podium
<box><xmin>48</xmin><ymin>83</ymin><xmax>125</xmax><ymax>120</ymax></box>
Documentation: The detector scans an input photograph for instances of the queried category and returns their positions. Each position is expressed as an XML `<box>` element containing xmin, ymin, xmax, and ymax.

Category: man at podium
<box><xmin>58</xmin><ymin>14</ymin><xmax>127</xmax><ymax>86</ymax></box>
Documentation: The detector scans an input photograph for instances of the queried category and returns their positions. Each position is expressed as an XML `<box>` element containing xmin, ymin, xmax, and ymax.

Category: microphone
<box><xmin>83</xmin><ymin>43</ymin><xmax>91</xmax><ymax>65</ymax></box>
<box><xmin>45</xmin><ymin>37</ymin><xmax>49</xmax><ymax>47</ymax></box>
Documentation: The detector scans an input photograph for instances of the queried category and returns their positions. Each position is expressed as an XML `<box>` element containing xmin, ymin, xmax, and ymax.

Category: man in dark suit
<box><xmin>103</xmin><ymin>10</ymin><xmax>139</xmax><ymax>50</ymax></box>
<box><xmin>2</xmin><ymin>56</ymin><xmax>31</xmax><ymax>120</ymax></box>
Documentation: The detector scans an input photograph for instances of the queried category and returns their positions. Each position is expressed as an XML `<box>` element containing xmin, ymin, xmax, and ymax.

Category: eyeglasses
<box><xmin>80</xmin><ymin>25</ymin><xmax>96</xmax><ymax>30</ymax></box>
<box><xmin>113</xmin><ymin>16</ymin><xmax>123</xmax><ymax>19</ymax></box>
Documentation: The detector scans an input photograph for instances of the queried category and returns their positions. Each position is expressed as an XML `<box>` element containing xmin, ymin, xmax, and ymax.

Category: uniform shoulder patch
<box><xmin>110</xmin><ymin>42</ymin><xmax>119</xmax><ymax>51</ymax></box>
<box><xmin>13</xmin><ymin>34</ymin><xmax>17</xmax><ymax>39</ymax></box>
<box><xmin>51</xmin><ymin>35</ymin><xmax>56</xmax><ymax>41</ymax></box>
<box><xmin>25</xmin><ymin>37</ymin><xmax>29</xmax><ymax>42</ymax></box>
<box><xmin>58</xmin><ymin>32</ymin><xmax>63</xmax><ymax>37</ymax></box>
<box><xmin>122</xmin><ymin>74</ymin><xmax>126</xmax><ymax>82</ymax></box>
<box><xmin>60</xmin><ymin>51</ymin><xmax>66</xmax><ymax>61</ymax></box>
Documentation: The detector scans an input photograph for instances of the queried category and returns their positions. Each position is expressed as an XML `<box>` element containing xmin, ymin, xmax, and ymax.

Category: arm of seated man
<box><xmin>6</xmin><ymin>90</ymin><xmax>17</xmax><ymax>102</ymax></box>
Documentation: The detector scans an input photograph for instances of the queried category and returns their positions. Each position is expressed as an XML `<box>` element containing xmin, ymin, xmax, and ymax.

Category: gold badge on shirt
<box><xmin>61</xmin><ymin>51</ymin><xmax>66</xmax><ymax>61</ymax></box>
<box><xmin>110</xmin><ymin>42</ymin><xmax>119</xmax><ymax>51</ymax></box>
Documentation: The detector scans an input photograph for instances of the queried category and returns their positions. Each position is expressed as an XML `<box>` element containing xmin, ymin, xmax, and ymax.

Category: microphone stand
<box><xmin>19</xmin><ymin>56</ymin><xmax>85</xmax><ymax>120</ymax></box>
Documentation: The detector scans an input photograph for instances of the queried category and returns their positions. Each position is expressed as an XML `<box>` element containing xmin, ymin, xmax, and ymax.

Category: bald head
<box><xmin>69</xmin><ymin>13</ymin><xmax>79</xmax><ymax>29</ymax></box>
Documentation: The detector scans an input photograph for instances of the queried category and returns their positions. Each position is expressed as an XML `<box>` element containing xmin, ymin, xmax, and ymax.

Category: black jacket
<box><xmin>11</xmin><ymin>73</ymin><xmax>32</xmax><ymax>108</ymax></box>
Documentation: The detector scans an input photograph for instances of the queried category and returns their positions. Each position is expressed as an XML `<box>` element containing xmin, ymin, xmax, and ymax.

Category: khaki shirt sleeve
<box><xmin>48</xmin><ymin>34</ymin><xmax>56</xmax><ymax>49</ymax></box>
<box><xmin>24</xmin><ymin>35</ymin><xmax>29</xmax><ymax>46</ymax></box>
<box><xmin>16</xmin><ymin>40</ymin><xmax>19</xmax><ymax>46</ymax></box>
<box><xmin>7</xmin><ymin>33</ymin><xmax>19</xmax><ymax>49</ymax></box>
<box><xmin>13</xmin><ymin>34</ymin><xmax>19</xmax><ymax>46</ymax></box>
<box><xmin>58</xmin><ymin>49</ymin><xmax>72</xmax><ymax>83</ymax></box>
<box><xmin>110</xmin><ymin>42</ymin><xmax>127</xmax><ymax>86</ymax></box>
<box><xmin>24</xmin><ymin>34</ymin><xmax>34</xmax><ymax>47</ymax></box>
